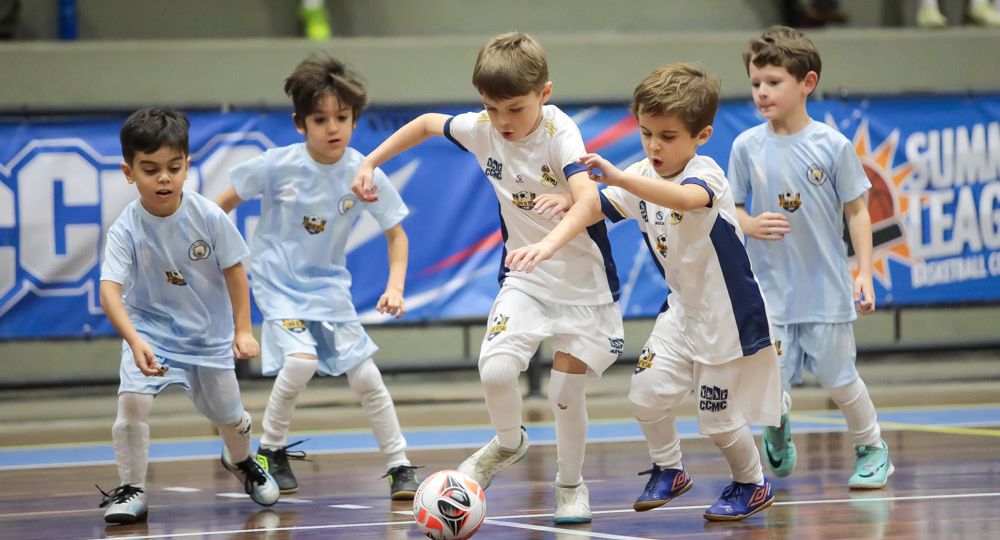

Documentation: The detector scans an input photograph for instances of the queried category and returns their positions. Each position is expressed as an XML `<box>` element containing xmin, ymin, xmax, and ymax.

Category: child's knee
<box><xmin>479</xmin><ymin>354</ymin><xmax>522</xmax><ymax>390</ymax></box>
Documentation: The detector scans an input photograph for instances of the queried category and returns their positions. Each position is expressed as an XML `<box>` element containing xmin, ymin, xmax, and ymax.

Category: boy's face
<box><xmin>637</xmin><ymin>112</ymin><xmax>712</xmax><ymax>179</ymax></box>
<box><xmin>748</xmin><ymin>62</ymin><xmax>817</xmax><ymax>122</ymax></box>
<box><xmin>121</xmin><ymin>146</ymin><xmax>189</xmax><ymax>217</ymax></box>
<box><xmin>296</xmin><ymin>93</ymin><xmax>356</xmax><ymax>164</ymax></box>
<box><xmin>481</xmin><ymin>82</ymin><xmax>552</xmax><ymax>142</ymax></box>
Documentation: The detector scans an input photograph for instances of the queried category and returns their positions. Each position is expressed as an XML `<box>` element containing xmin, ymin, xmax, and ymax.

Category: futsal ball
<box><xmin>412</xmin><ymin>469</ymin><xmax>486</xmax><ymax>540</ymax></box>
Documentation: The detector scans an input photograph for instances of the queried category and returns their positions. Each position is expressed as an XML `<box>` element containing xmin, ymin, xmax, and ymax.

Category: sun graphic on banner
<box><xmin>827</xmin><ymin>116</ymin><xmax>927</xmax><ymax>289</ymax></box>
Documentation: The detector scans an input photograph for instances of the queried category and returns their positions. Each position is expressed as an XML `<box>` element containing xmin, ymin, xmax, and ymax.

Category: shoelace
<box><xmin>238</xmin><ymin>459</ymin><xmax>270</xmax><ymax>492</ymax></box>
<box><xmin>279</xmin><ymin>439</ymin><xmax>311</xmax><ymax>462</ymax></box>
<box><xmin>718</xmin><ymin>483</ymin><xmax>744</xmax><ymax>502</ymax></box>
<box><xmin>96</xmin><ymin>484</ymin><xmax>143</xmax><ymax>508</ymax></box>
<box><xmin>381</xmin><ymin>464</ymin><xmax>424</xmax><ymax>481</ymax></box>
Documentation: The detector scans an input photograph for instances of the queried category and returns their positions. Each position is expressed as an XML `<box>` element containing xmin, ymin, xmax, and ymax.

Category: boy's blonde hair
<box><xmin>284</xmin><ymin>53</ymin><xmax>368</xmax><ymax>124</ymax></box>
<box><xmin>631</xmin><ymin>63</ymin><xmax>720</xmax><ymax>136</ymax></box>
<box><xmin>743</xmin><ymin>25</ymin><xmax>822</xmax><ymax>83</ymax></box>
<box><xmin>472</xmin><ymin>32</ymin><xmax>548</xmax><ymax>100</ymax></box>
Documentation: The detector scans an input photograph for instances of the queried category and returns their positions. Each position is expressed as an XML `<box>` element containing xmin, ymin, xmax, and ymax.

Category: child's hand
<box><xmin>533</xmin><ymin>193</ymin><xmax>573</xmax><ymax>221</ymax></box>
<box><xmin>129</xmin><ymin>339</ymin><xmax>160</xmax><ymax>376</ymax></box>
<box><xmin>505</xmin><ymin>241</ymin><xmax>556</xmax><ymax>273</ymax></box>
<box><xmin>579</xmin><ymin>153</ymin><xmax>623</xmax><ymax>186</ymax></box>
<box><xmin>377</xmin><ymin>287</ymin><xmax>405</xmax><ymax>318</ymax></box>
<box><xmin>351</xmin><ymin>162</ymin><xmax>379</xmax><ymax>202</ymax></box>
<box><xmin>854</xmin><ymin>273</ymin><xmax>876</xmax><ymax>314</ymax></box>
<box><xmin>233</xmin><ymin>331</ymin><xmax>260</xmax><ymax>360</ymax></box>
<box><xmin>746</xmin><ymin>212</ymin><xmax>790</xmax><ymax>240</ymax></box>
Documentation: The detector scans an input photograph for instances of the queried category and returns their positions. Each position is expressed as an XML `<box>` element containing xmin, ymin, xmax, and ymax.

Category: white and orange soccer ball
<box><xmin>412</xmin><ymin>469</ymin><xmax>486</xmax><ymax>540</ymax></box>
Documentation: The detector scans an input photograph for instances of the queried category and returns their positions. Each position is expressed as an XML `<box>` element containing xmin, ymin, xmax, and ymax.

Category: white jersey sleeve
<box><xmin>549</xmin><ymin>119</ymin><xmax>588</xmax><ymax>181</ymax></box>
<box><xmin>230</xmin><ymin>151</ymin><xmax>270</xmax><ymax>201</ymax></box>
<box><xmin>443</xmin><ymin>111</ymin><xmax>491</xmax><ymax>156</ymax></box>
<box><xmin>366</xmin><ymin>167</ymin><xmax>409</xmax><ymax>230</ymax></box>
<box><xmin>832</xmin><ymin>137</ymin><xmax>871</xmax><ymax>203</ymax></box>
<box><xmin>101</xmin><ymin>220</ymin><xmax>133</xmax><ymax>286</ymax></box>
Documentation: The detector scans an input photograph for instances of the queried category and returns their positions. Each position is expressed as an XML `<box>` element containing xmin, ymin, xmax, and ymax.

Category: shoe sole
<box><xmin>633</xmin><ymin>480</ymin><xmax>694</xmax><ymax>512</ymax></box>
<box><xmin>703</xmin><ymin>495</ymin><xmax>775</xmax><ymax>522</ymax></box>
<box><xmin>390</xmin><ymin>490</ymin><xmax>416</xmax><ymax>501</ymax></box>
<box><xmin>554</xmin><ymin>516</ymin><xmax>592</xmax><ymax>524</ymax></box>
<box><xmin>849</xmin><ymin>463</ymin><xmax>895</xmax><ymax>490</ymax></box>
<box><xmin>104</xmin><ymin>510</ymin><xmax>148</xmax><ymax>524</ymax></box>
<box><xmin>279</xmin><ymin>486</ymin><xmax>299</xmax><ymax>495</ymax></box>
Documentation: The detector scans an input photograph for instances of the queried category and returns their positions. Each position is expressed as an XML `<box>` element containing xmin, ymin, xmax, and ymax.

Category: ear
<box><xmin>120</xmin><ymin>162</ymin><xmax>135</xmax><ymax>184</ymax></box>
<box><xmin>292</xmin><ymin>113</ymin><xmax>306</xmax><ymax>135</ymax></box>
<box><xmin>803</xmin><ymin>71</ymin><xmax>819</xmax><ymax>95</ymax></box>
<box><xmin>540</xmin><ymin>81</ymin><xmax>553</xmax><ymax>104</ymax></box>
<box><xmin>696</xmin><ymin>125</ymin><xmax>713</xmax><ymax>146</ymax></box>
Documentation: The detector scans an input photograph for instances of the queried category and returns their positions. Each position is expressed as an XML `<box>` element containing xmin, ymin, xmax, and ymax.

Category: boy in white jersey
<box><xmin>98</xmin><ymin>108</ymin><xmax>279</xmax><ymax>524</ymax></box>
<box><xmin>215</xmin><ymin>54</ymin><xmax>419</xmax><ymax>499</ymax></box>
<box><xmin>729</xmin><ymin>26</ymin><xmax>891</xmax><ymax>489</ymax></box>
<box><xmin>508</xmin><ymin>64</ymin><xmax>782</xmax><ymax>521</ymax></box>
<box><xmin>352</xmin><ymin>32</ymin><xmax>624</xmax><ymax>523</ymax></box>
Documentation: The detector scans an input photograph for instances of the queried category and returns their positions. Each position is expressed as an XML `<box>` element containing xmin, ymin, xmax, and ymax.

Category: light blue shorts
<box><xmin>118</xmin><ymin>345</ymin><xmax>244</xmax><ymax>425</ymax></box>
<box><xmin>773</xmin><ymin>322</ymin><xmax>859</xmax><ymax>390</ymax></box>
<box><xmin>261</xmin><ymin>319</ymin><xmax>378</xmax><ymax>377</ymax></box>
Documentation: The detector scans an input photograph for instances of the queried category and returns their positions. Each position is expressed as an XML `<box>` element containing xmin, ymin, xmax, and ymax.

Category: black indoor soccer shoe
<box><xmin>384</xmin><ymin>464</ymin><xmax>422</xmax><ymax>500</ymax></box>
<box><xmin>256</xmin><ymin>440</ymin><xmax>308</xmax><ymax>494</ymax></box>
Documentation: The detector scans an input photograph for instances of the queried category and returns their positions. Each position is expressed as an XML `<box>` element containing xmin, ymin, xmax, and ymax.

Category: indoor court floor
<box><xmin>3</xmin><ymin>403</ymin><xmax>1000</xmax><ymax>539</ymax></box>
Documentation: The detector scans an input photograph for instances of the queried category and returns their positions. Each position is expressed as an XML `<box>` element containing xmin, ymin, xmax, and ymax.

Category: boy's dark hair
<box><xmin>120</xmin><ymin>107</ymin><xmax>190</xmax><ymax>164</ymax></box>
<box><xmin>631</xmin><ymin>63</ymin><xmax>720</xmax><ymax>136</ymax></box>
<box><xmin>472</xmin><ymin>32</ymin><xmax>548</xmax><ymax>100</ymax></box>
<box><xmin>743</xmin><ymin>25</ymin><xmax>822</xmax><ymax>83</ymax></box>
<box><xmin>284</xmin><ymin>53</ymin><xmax>368</xmax><ymax>124</ymax></box>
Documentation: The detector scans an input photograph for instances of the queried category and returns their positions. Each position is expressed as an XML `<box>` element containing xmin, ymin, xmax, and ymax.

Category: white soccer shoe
<box><xmin>458</xmin><ymin>428</ymin><xmax>529</xmax><ymax>489</ymax></box>
<box><xmin>554</xmin><ymin>481</ymin><xmax>592</xmax><ymax>524</ymax></box>
<box><xmin>99</xmin><ymin>484</ymin><xmax>148</xmax><ymax>524</ymax></box>
<box><xmin>222</xmin><ymin>447</ymin><xmax>281</xmax><ymax>506</ymax></box>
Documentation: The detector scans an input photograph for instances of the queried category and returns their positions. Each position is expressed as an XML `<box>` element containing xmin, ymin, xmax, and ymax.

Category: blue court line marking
<box><xmin>2</xmin><ymin>405</ymin><xmax>998</xmax><ymax>470</ymax></box>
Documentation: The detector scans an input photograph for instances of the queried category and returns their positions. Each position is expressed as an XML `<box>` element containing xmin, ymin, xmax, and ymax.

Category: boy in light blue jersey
<box><xmin>728</xmin><ymin>26</ymin><xmax>892</xmax><ymax>489</ymax></box>
<box><xmin>98</xmin><ymin>108</ymin><xmax>279</xmax><ymax>525</ymax></box>
<box><xmin>216</xmin><ymin>53</ymin><xmax>418</xmax><ymax>499</ymax></box>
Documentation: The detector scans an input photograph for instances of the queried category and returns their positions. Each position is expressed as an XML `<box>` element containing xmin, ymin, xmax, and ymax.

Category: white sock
<box><xmin>633</xmin><ymin>405</ymin><xmax>682</xmax><ymax>470</ymax></box>
<box><xmin>261</xmin><ymin>356</ymin><xmax>317</xmax><ymax>449</ymax></box>
<box><xmin>970</xmin><ymin>0</ymin><xmax>988</xmax><ymax>8</ymax></box>
<box><xmin>480</xmin><ymin>354</ymin><xmax>524</xmax><ymax>449</ymax></box>
<box><xmin>112</xmin><ymin>393</ymin><xmax>153</xmax><ymax>488</ymax></box>
<box><xmin>920</xmin><ymin>0</ymin><xmax>939</xmax><ymax>10</ymax></box>
<box><xmin>218</xmin><ymin>410</ymin><xmax>253</xmax><ymax>463</ymax></box>
<box><xmin>711</xmin><ymin>426</ymin><xmax>764</xmax><ymax>485</ymax></box>
<box><xmin>829</xmin><ymin>377</ymin><xmax>882</xmax><ymax>447</ymax></box>
<box><xmin>302</xmin><ymin>0</ymin><xmax>324</xmax><ymax>10</ymax></box>
<box><xmin>548</xmin><ymin>370</ymin><xmax>587</xmax><ymax>486</ymax></box>
<box><xmin>347</xmin><ymin>359</ymin><xmax>409</xmax><ymax>468</ymax></box>
<box><xmin>781</xmin><ymin>390</ymin><xmax>792</xmax><ymax>417</ymax></box>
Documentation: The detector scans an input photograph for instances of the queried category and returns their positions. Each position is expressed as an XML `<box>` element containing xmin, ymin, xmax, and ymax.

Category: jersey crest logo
<box><xmin>807</xmin><ymin>165</ymin><xmax>829</xmax><ymax>185</ymax></box>
<box><xmin>282</xmin><ymin>319</ymin><xmax>307</xmax><ymax>334</ymax></box>
<box><xmin>634</xmin><ymin>347</ymin><xmax>655</xmax><ymax>374</ymax></box>
<box><xmin>165</xmin><ymin>270</ymin><xmax>187</xmax><ymax>286</ymax></box>
<box><xmin>512</xmin><ymin>191</ymin><xmax>536</xmax><ymax>210</ymax></box>
<box><xmin>338</xmin><ymin>195</ymin><xmax>356</xmax><ymax>215</ymax></box>
<box><xmin>540</xmin><ymin>164</ymin><xmax>558</xmax><ymax>188</ymax></box>
<box><xmin>188</xmin><ymin>240</ymin><xmax>211</xmax><ymax>261</ymax></box>
<box><xmin>302</xmin><ymin>215</ymin><xmax>327</xmax><ymax>234</ymax></box>
<box><xmin>655</xmin><ymin>210</ymin><xmax>665</xmax><ymax>225</ymax></box>
<box><xmin>608</xmin><ymin>338</ymin><xmax>624</xmax><ymax>360</ymax></box>
<box><xmin>487</xmin><ymin>313</ymin><xmax>509</xmax><ymax>341</ymax></box>
<box><xmin>774</xmin><ymin>340</ymin><xmax>783</xmax><ymax>356</ymax></box>
<box><xmin>515</xmin><ymin>174</ymin><xmax>525</xmax><ymax>184</ymax></box>
<box><xmin>485</xmin><ymin>157</ymin><xmax>503</xmax><ymax>180</ymax></box>
<box><xmin>655</xmin><ymin>234</ymin><xmax>668</xmax><ymax>256</ymax></box>
<box><xmin>669</xmin><ymin>210</ymin><xmax>683</xmax><ymax>224</ymax></box>
<box><xmin>778</xmin><ymin>190</ymin><xmax>802</xmax><ymax>212</ymax></box>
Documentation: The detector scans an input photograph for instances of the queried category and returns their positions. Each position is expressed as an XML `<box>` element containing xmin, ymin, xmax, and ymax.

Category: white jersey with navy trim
<box><xmin>443</xmin><ymin>104</ymin><xmax>619</xmax><ymax>306</ymax></box>
<box><xmin>728</xmin><ymin>121</ymin><xmax>871</xmax><ymax>324</ymax></box>
<box><xmin>101</xmin><ymin>190</ymin><xmax>250</xmax><ymax>368</ymax></box>
<box><xmin>230</xmin><ymin>144</ymin><xmax>409</xmax><ymax>322</ymax></box>
<box><xmin>599</xmin><ymin>156</ymin><xmax>771</xmax><ymax>365</ymax></box>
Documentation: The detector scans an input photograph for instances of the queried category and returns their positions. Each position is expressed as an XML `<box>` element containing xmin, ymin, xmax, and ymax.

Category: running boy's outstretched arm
<box><xmin>223</xmin><ymin>262</ymin><xmax>260</xmax><ymax>359</ymax></box>
<box><xmin>735</xmin><ymin>206</ymin><xmax>791</xmax><ymax>241</ymax></box>
<box><xmin>845</xmin><ymin>196</ymin><xmax>875</xmax><ymax>314</ymax></box>
<box><xmin>215</xmin><ymin>188</ymin><xmax>244</xmax><ymax>214</ymax></box>
<box><xmin>378</xmin><ymin>224</ymin><xmax>408</xmax><ymax>318</ymax></box>
<box><xmin>581</xmin><ymin>153</ymin><xmax>710</xmax><ymax>211</ymax></box>
<box><xmin>352</xmin><ymin>113</ymin><xmax>452</xmax><ymax>202</ymax></box>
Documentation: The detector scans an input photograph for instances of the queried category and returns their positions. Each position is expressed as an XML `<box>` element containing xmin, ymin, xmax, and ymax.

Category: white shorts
<box><xmin>628</xmin><ymin>316</ymin><xmax>781</xmax><ymax>435</ymax></box>
<box><xmin>479</xmin><ymin>286</ymin><xmax>624</xmax><ymax>377</ymax></box>
<box><xmin>261</xmin><ymin>319</ymin><xmax>378</xmax><ymax>377</ymax></box>
<box><xmin>773</xmin><ymin>322</ymin><xmax>859</xmax><ymax>389</ymax></box>
<box><xmin>118</xmin><ymin>346</ymin><xmax>244</xmax><ymax>425</ymax></box>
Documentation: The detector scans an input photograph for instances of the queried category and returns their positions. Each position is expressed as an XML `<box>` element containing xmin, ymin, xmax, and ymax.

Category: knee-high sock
<box><xmin>480</xmin><ymin>355</ymin><xmax>524</xmax><ymax>449</ymax></box>
<box><xmin>347</xmin><ymin>359</ymin><xmax>409</xmax><ymax>468</ymax></box>
<box><xmin>261</xmin><ymin>356</ymin><xmax>317</xmax><ymax>449</ymax></box>
<box><xmin>711</xmin><ymin>426</ymin><xmax>763</xmax><ymax>485</ymax></box>
<box><xmin>112</xmin><ymin>393</ymin><xmax>154</xmax><ymax>488</ymax></box>
<box><xmin>548</xmin><ymin>370</ymin><xmax>587</xmax><ymax>486</ymax></box>
<box><xmin>633</xmin><ymin>404</ymin><xmax>682</xmax><ymax>470</ymax></box>
<box><xmin>829</xmin><ymin>377</ymin><xmax>882</xmax><ymax>447</ymax></box>
<box><xmin>217</xmin><ymin>410</ymin><xmax>253</xmax><ymax>463</ymax></box>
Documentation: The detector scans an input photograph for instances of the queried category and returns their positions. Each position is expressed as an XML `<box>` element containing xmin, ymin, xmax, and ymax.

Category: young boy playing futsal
<box><xmin>215</xmin><ymin>53</ymin><xmax>419</xmax><ymax>499</ymax></box>
<box><xmin>98</xmin><ymin>107</ymin><xmax>279</xmax><ymax>524</ymax></box>
<box><xmin>507</xmin><ymin>63</ymin><xmax>782</xmax><ymax>521</ymax></box>
<box><xmin>729</xmin><ymin>26</ymin><xmax>891</xmax><ymax>489</ymax></box>
<box><xmin>352</xmin><ymin>32</ymin><xmax>624</xmax><ymax>523</ymax></box>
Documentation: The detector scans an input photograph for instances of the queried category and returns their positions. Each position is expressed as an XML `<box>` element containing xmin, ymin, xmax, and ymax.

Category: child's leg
<box><xmin>261</xmin><ymin>355</ymin><xmax>317</xmax><ymax>449</ymax></box>
<box><xmin>346</xmin><ymin>358</ymin><xmax>408</xmax><ymax>467</ymax></box>
<box><xmin>480</xmin><ymin>353</ymin><xmax>526</xmax><ymax>449</ymax></box>
<box><xmin>548</xmin><ymin>356</ymin><xmax>588</xmax><ymax>487</ymax></box>
<box><xmin>112</xmin><ymin>392</ymin><xmax>154</xmax><ymax>488</ymax></box>
<box><xmin>187</xmin><ymin>366</ymin><xmax>253</xmax><ymax>462</ymax></box>
<box><xmin>710</xmin><ymin>426</ymin><xmax>764</xmax><ymax>485</ymax></box>
<box><xmin>633</xmin><ymin>404</ymin><xmax>682</xmax><ymax>470</ymax></box>
<box><xmin>829</xmin><ymin>377</ymin><xmax>882</xmax><ymax>447</ymax></box>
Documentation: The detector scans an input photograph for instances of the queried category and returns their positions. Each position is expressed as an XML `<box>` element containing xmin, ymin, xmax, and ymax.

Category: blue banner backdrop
<box><xmin>1</xmin><ymin>95</ymin><xmax>999</xmax><ymax>339</ymax></box>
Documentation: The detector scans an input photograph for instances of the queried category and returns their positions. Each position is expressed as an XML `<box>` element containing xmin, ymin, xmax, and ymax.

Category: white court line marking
<box><xmin>216</xmin><ymin>493</ymin><xmax>249</xmax><ymax>499</ymax></box>
<box><xmin>485</xmin><ymin>519</ymin><xmax>653</xmax><ymax>539</ymax></box>
<box><xmin>392</xmin><ymin>510</ymin><xmax>413</xmax><ymax>515</ymax></box>
<box><xmin>279</xmin><ymin>497</ymin><xmax>312</xmax><ymax>504</ymax></box>
<box><xmin>163</xmin><ymin>487</ymin><xmax>200</xmax><ymax>493</ymax></box>
<box><xmin>329</xmin><ymin>504</ymin><xmax>371</xmax><ymax>509</ymax></box>
<box><xmin>84</xmin><ymin>491</ymin><xmax>1000</xmax><ymax>540</ymax></box>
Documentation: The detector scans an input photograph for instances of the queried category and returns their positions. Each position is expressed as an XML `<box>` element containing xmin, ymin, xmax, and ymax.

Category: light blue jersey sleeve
<box><xmin>366</xmin><ymin>167</ymin><xmax>409</xmax><ymax>230</ymax></box>
<box><xmin>211</xmin><ymin>206</ymin><xmax>251</xmax><ymax>269</ymax></box>
<box><xmin>101</xmin><ymin>221</ymin><xmax>133</xmax><ymax>285</ymax></box>
<box><xmin>230</xmin><ymin>152</ymin><xmax>270</xmax><ymax>201</ymax></box>
<box><xmin>727</xmin><ymin>138</ymin><xmax>752</xmax><ymax>206</ymax></box>
<box><xmin>833</xmin><ymin>140</ymin><xmax>871</xmax><ymax>203</ymax></box>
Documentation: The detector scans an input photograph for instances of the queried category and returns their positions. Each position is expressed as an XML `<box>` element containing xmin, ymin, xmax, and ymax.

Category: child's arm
<box><xmin>99</xmin><ymin>280</ymin><xmax>160</xmax><ymax>376</ymax></box>
<box><xmin>844</xmin><ymin>196</ymin><xmax>876</xmax><ymax>314</ymax></box>
<box><xmin>215</xmin><ymin>188</ymin><xmax>244</xmax><ymax>214</ymax></box>
<box><xmin>353</xmin><ymin>113</ymin><xmax>452</xmax><ymax>202</ymax></box>
<box><xmin>579</xmin><ymin>153</ymin><xmax>710</xmax><ymax>211</ymax></box>
<box><xmin>377</xmin><ymin>223</ymin><xmax>408</xmax><ymax>318</ymax></box>
<box><xmin>223</xmin><ymin>262</ymin><xmax>260</xmax><ymax>359</ymax></box>
<box><xmin>735</xmin><ymin>206</ymin><xmax>791</xmax><ymax>240</ymax></box>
